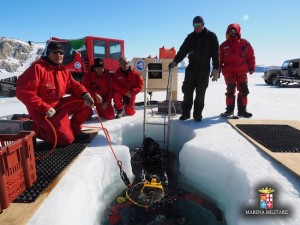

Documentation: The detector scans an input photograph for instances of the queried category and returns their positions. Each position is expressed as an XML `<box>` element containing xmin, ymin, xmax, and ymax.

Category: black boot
<box><xmin>220</xmin><ymin>105</ymin><xmax>234</xmax><ymax>117</ymax></box>
<box><xmin>179</xmin><ymin>114</ymin><xmax>190</xmax><ymax>120</ymax></box>
<box><xmin>237</xmin><ymin>96</ymin><xmax>252</xmax><ymax>117</ymax></box>
<box><xmin>74</xmin><ymin>132</ymin><xmax>91</xmax><ymax>141</ymax></box>
<box><xmin>179</xmin><ymin>112</ymin><xmax>190</xmax><ymax>120</ymax></box>
<box><xmin>238</xmin><ymin>109</ymin><xmax>252</xmax><ymax>118</ymax></box>
<box><xmin>115</xmin><ymin>109</ymin><xmax>124</xmax><ymax>119</ymax></box>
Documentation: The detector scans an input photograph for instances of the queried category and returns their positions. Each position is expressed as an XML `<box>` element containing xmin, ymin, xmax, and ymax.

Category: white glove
<box><xmin>168</xmin><ymin>61</ymin><xmax>177</xmax><ymax>70</ymax></box>
<box><xmin>46</xmin><ymin>107</ymin><xmax>56</xmax><ymax>118</ymax></box>
<box><xmin>210</xmin><ymin>69</ymin><xmax>220</xmax><ymax>81</ymax></box>
<box><xmin>82</xmin><ymin>93</ymin><xmax>94</xmax><ymax>107</ymax></box>
<box><xmin>95</xmin><ymin>94</ymin><xmax>103</xmax><ymax>103</ymax></box>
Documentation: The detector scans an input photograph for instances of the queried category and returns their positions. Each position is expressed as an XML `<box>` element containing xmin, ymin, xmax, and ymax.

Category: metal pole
<box><xmin>166</xmin><ymin>69</ymin><xmax>173</xmax><ymax>151</ymax></box>
<box><xmin>143</xmin><ymin>69</ymin><xmax>148</xmax><ymax>140</ymax></box>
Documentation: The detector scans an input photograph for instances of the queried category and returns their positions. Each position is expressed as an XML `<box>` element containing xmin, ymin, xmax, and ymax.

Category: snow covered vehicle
<box><xmin>47</xmin><ymin>36</ymin><xmax>125</xmax><ymax>81</ymax></box>
<box><xmin>261</xmin><ymin>67</ymin><xmax>281</xmax><ymax>85</ymax></box>
<box><xmin>262</xmin><ymin>58</ymin><xmax>300</xmax><ymax>85</ymax></box>
<box><xmin>277</xmin><ymin>58</ymin><xmax>300</xmax><ymax>85</ymax></box>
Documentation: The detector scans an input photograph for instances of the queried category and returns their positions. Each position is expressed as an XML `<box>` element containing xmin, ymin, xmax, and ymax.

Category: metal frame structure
<box><xmin>143</xmin><ymin>68</ymin><xmax>174</xmax><ymax>151</ymax></box>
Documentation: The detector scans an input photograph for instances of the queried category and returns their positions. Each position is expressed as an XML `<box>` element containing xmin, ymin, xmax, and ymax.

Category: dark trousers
<box><xmin>181</xmin><ymin>66</ymin><xmax>209</xmax><ymax>118</ymax></box>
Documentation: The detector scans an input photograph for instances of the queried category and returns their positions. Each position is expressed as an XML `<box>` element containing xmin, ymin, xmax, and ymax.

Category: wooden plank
<box><xmin>227</xmin><ymin>119</ymin><xmax>300</xmax><ymax>177</ymax></box>
<box><xmin>0</xmin><ymin>129</ymin><xmax>99</xmax><ymax>225</ymax></box>
<box><xmin>0</xmin><ymin>176</ymin><xmax>60</xmax><ymax>225</ymax></box>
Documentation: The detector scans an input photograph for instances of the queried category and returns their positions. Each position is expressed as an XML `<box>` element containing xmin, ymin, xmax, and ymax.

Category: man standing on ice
<box><xmin>169</xmin><ymin>16</ymin><xmax>220</xmax><ymax>122</ymax></box>
<box><xmin>219</xmin><ymin>23</ymin><xmax>256</xmax><ymax>118</ymax></box>
<box><xmin>16</xmin><ymin>41</ymin><xmax>95</xmax><ymax>146</ymax></box>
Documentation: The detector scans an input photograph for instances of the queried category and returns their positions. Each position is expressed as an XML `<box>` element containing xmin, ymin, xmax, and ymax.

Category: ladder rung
<box><xmin>145</xmin><ymin>122</ymin><xmax>169</xmax><ymax>126</ymax></box>
<box><xmin>145</xmin><ymin>87</ymin><xmax>169</xmax><ymax>91</ymax></box>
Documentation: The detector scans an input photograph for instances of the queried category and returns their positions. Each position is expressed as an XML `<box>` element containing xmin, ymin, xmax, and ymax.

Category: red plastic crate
<box><xmin>0</xmin><ymin>139</ymin><xmax>26</xmax><ymax>209</ymax></box>
<box><xmin>0</xmin><ymin>131</ymin><xmax>37</xmax><ymax>210</ymax></box>
<box><xmin>0</xmin><ymin>131</ymin><xmax>37</xmax><ymax>187</ymax></box>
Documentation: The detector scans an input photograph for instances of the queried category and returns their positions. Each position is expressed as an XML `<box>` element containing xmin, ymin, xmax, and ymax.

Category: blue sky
<box><xmin>2</xmin><ymin>0</ymin><xmax>300</xmax><ymax>66</ymax></box>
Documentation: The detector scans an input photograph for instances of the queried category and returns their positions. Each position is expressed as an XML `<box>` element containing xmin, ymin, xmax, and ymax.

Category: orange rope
<box><xmin>93</xmin><ymin>107</ymin><xmax>131</xmax><ymax>187</ymax></box>
<box><xmin>36</xmin><ymin>100</ymin><xmax>84</xmax><ymax>160</ymax></box>
<box><xmin>81</xmin><ymin>125</ymin><xmax>102</xmax><ymax>129</ymax></box>
<box><xmin>93</xmin><ymin>108</ymin><xmax>120</xmax><ymax>164</ymax></box>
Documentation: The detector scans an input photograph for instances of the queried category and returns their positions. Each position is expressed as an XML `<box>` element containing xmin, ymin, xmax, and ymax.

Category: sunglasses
<box><xmin>120</xmin><ymin>61</ymin><xmax>129</xmax><ymax>65</ymax></box>
<box><xmin>229</xmin><ymin>29</ymin><xmax>237</xmax><ymax>33</ymax></box>
<box><xmin>50</xmin><ymin>50</ymin><xmax>65</xmax><ymax>55</ymax></box>
<box><xmin>193</xmin><ymin>23</ymin><xmax>203</xmax><ymax>28</ymax></box>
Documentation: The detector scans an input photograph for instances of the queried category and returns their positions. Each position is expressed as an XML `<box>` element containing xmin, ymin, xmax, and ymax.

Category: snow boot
<box><xmin>237</xmin><ymin>99</ymin><xmax>252</xmax><ymax>117</ymax></box>
<box><xmin>220</xmin><ymin>111</ymin><xmax>233</xmax><ymax>117</ymax></box>
<box><xmin>237</xmin><ymin>110</ymin><xmax>252</xmax><ymax>118</ymax></box>
<box><xmin>220</xmin><ymin>105</ymin><xmax>234</xmax><ymax>118</ymax></box>
<box><xmin>194</xmin><ymin>117</ymin><xmax>202</xmax><ymax>122</ymax></box>
<box><xmin>75</xmin><ymin>132</ymin><xmax>90</xmax><ymax>141</ymax></box>
<box><xmin>115</xmin><ymin>109</ymin><xmax>124</xmax><ymax>119</ymax></box>
<box><xmin>179</xmin><ymin>114</ymin><xmax>190</xmax><ymax>121</ymax></box>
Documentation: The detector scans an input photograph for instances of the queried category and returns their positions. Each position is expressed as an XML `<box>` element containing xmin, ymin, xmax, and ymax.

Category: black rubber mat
<box><xmin>14</xmin><ymin>137</ymin><xmax>94</xmax><ymax>203</ymax></box>
<box><xmin>236</xmin><ymin>124</ymin><xmax>300</xmax><ymax>153</ymax></box>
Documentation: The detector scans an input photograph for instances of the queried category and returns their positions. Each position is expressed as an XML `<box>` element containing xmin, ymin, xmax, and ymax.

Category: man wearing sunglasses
<box><xmin>219</xmin><ymin>23</ymin><xmax>255</xmax><ymax>118</ymax></box>
<box><xmin>16</xmin><ymin>41</ymin><xmax>95</xmax><ymax>146</ymax></box>
<box><xmin>168</xmin><ymin>16</ymin><xmax>220</xmax><ymax>122</ymax></box>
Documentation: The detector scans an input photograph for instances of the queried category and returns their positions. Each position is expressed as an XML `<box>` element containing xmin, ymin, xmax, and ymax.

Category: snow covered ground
<box><xmin>1</xmin><ymin>72</ymin><xmax>300</xmax><ymax>225</ymax></box>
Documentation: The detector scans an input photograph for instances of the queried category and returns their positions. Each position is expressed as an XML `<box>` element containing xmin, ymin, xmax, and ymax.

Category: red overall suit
<box><xmin>16</xmin><ymin>58</ymin><xmax>91</xmax><ymax>145</ymax></box>
<box><xmin>112</xmin><ymin>67</ymin><xmax>144</xmax><ymax>115</ymax></box>
<box><xmin>220</xmin><ymin>23</ymin><xmax>256</xmax><ymax>115</ymax></box>
<box><xmin>81</xmin><ymin>69</ymin><xmax>115</xmax><ymax>120</ymax></box>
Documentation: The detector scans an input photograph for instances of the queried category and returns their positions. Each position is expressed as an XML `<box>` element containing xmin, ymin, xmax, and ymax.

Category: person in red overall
<box><xmin>220</xmin><ymin>23</ymin><xmax>256</xmax><ymax>118</ymax></box>
<box><xmin>16</xmin><ymin>41</ymin><xmax>94</xmax><ymax>146</ymax></box>
<box><xmin>81</xmin><ymin>58</ymin><xmax>115</xmax><ymax>120</ymax></box>
<box><xmin>112</xmin><ymin>57</ymin><xmax>144</xmax><ymax>118</ymax></box>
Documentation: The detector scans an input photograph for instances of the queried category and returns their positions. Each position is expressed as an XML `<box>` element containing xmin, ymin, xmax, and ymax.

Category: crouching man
<box><xmin>81</xmin><ymin>58</ymin><xmax>115</xmax><ymax>120</ymax></box>
<box><xmin>16</xmin><ymin>41</ymin><xmax>94</xmax><ymax>146</ymax></box>
<box><xmin>112</xmin><ymin>57</ymin><xmax>144</xmax><ymax>118</ymax></box>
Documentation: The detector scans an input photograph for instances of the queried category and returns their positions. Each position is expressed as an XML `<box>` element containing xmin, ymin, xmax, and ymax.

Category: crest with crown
<box><xmin>258</xmin><ymin>187</ymin><xmax>275</xmax><ymax>194</ymax></box>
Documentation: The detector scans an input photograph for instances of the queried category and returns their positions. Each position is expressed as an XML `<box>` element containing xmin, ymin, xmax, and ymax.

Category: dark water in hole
<box><xmin>101</xmin><ymin>148</ymin><xmax>227</xmax><ymax>225</ymax></box>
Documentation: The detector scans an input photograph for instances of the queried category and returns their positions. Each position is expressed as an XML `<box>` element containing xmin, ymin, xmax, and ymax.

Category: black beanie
<box><xmin>94</xmin><ymin>57</ymin><xmax>104</xmax><ymax>68</ymax></box>
<box><xmin>46</xmin><ymin>41</ymin><xmax>64</xmax><ymax>56</ymax></box>
<box><xmin>193</xmin><ymin>16</ymin><xmax>205</xmax><ymax>24</ymax></box>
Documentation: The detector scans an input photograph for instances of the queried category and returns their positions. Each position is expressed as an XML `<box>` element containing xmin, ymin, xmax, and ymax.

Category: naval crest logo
<box><xmin>259</xmin><ymin>187</ymin><xmax>274</xmax><ymax>209</ymax></box>
<box><xmin>244</xmin><ymin>186</ymin><xmax>290</xmax><ymax>216</ymax></box>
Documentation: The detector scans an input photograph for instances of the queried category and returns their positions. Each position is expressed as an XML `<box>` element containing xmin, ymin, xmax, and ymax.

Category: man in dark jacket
<box><xmin>16</xmin><ymin>41</ymin><xmax>95</xmax><ymax>146</ymax></box>
<box><xmin>169</xmin><ymin>16</ymin><xmax>220</xmax><ymax>121</ymax></box>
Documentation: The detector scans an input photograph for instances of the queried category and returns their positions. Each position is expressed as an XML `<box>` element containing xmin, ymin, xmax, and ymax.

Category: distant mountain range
<box><xmin>0</xmin><ymin>37</ymin><xmax>44</xmax><ymax>73</ymax></box>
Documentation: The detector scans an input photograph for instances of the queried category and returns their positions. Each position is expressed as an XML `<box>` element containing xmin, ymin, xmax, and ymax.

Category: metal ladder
<box><xmin>143</xmin><ymin>68</ymin><xmax>175</xmax><ymax>151</ymax></box>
